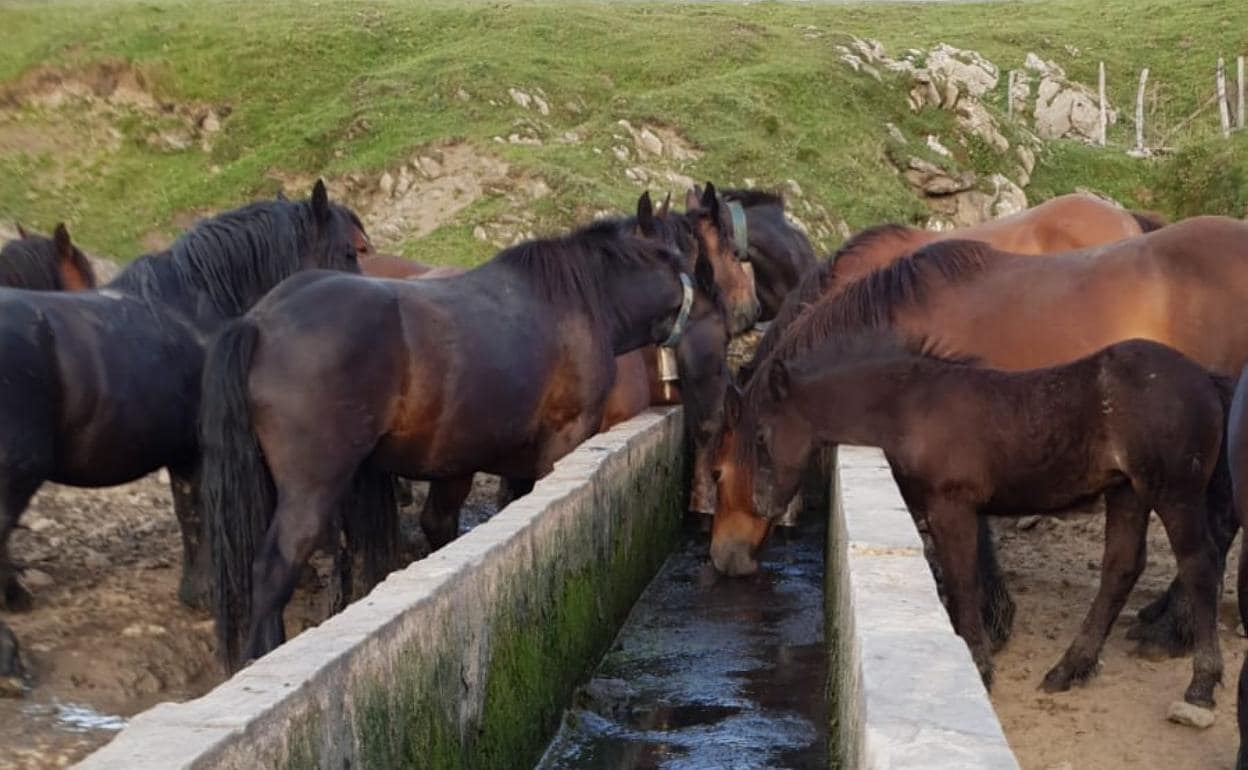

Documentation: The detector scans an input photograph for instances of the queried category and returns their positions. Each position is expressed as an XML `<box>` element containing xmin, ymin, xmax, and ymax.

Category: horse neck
<box><xmin>832</xmin><ymin>229</ymin><xmax>933</xmax><ymax>295</ymax></box>
<box><xmin>792</xmin><ymin>359</ymin><xmax>919</xmax><ymax>453</ymax></box>
<box><xmin>600</xmin><ymin>268</ymin><xmax>683</xmax><ymax>355</ymax></box>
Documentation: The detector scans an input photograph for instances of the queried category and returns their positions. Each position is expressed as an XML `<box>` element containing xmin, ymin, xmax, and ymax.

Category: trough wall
<box><xmin>827</xmin><ymin>445</ymin><xmax>1020</xmax><ymax>769</ymax></box>
<box><xmin>76</xmin><ymin>408</ymin><xmax>685</xmax><ymax>770</ymax></box>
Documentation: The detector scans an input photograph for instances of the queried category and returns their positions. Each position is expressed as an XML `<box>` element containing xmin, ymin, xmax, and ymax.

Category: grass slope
<box><xmin>0</xmin><ymin>0</ymin><xmax>1245</xmax><ymax>263</ymax></box>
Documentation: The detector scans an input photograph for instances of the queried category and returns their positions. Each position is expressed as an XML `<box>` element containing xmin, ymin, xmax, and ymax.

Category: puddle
<box><xmin>20</xmin><ymin>699</ymin><xmax>127</xmax><ymax>733</ymax></box>
<box><xmin>537</xmin><ymin>513</ymin><xmax>827</xmax><ymax>769</ymax></box>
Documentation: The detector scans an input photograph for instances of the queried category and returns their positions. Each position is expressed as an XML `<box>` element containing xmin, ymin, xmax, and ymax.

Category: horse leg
<box><xmin>243</xmin><ymin>485</ymin><xmax>342</xmax><ymax>664</ymax></box>
<box><xmin>1156</xmin><ymin>497</ymin><xmax>1223</xmax><ymax>707</ymax></box>
<box><xmin>1129</xmin><ymin>465</ymin><xmax>1238</xmax><ymax>656</ymax></box>
<box><xmin>421</xmin><ymin>476</ymin><xmax>473</xmax><ymax>550</ymax></box>
<box><xmin>1042</xmin><ymin>485</ymin><xmax>1148</xmax><ymax>692</ymax></box>
<box><xmin>170</xmin><ymin>465</ymin><xmax>212</xmax><ymax>610</ymax></box>
<box><xmin>926</xmin><ymin>500</ymin><xmax>994</xmax><ymax>687</ymax></box>
<box><xmin>495</xmin><ymin>476</ymin><xmax>535</xmax><ymax>512</ymax></box>
<box><xmin>0</xmin><ymin>477</ymin><xmax>42</xmax><ymax>612</ymax></box>
<box><xmin>977</xmin><ymin>517</ymin><xmax>1016</xmax><ymax>651</ymax></box>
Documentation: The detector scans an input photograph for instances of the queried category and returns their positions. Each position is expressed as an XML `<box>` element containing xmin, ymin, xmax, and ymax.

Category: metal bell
<box><xmin>657</xmin><ymin>346</ymin><xmax>679</xmax><ymax>401</ymax></box>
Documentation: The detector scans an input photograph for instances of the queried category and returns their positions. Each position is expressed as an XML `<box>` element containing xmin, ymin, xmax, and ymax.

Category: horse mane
<box><xmin>111</xmin><ymin>198</ymin><xmax>334</xmax><ymax>318</ymax></box>
<box><xmin>721</xmin><ymin>188</ymin><xmax>785</xmax><ymax>209</ymax></box>
<box><xmin>1130</xmin><ymin>210</ymin><xmax>1167</xmax><ymax>233</ymax></box>
<box><xmin>494</xmin><ymin>217</ymin><xmax>684</xmax><ymax>329</ymax></box>
<box><xmin>0</xmin><ymin>235</ymin><xmax>69</xmax><ymax>290</ymax></box>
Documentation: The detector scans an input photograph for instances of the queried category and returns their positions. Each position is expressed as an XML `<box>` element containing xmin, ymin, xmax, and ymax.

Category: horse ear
<box><xmin>658</xmin><ymin>192</ymin><xmax>672</xmax><ymax>218</ymax></box>
<box><xmin>685</xmin><ymin>187</ymin><xmax>700</xmax><ymax>212</ymax></box>
<box><xmin>53</xmin><ymin>223</ymin><xmax>74</xmax><ymax>260</ymax></box>
<box><xmin>636</xmin><ymin>191</ymin><xmax>656</xmax><ymax>236</ymax></box>
<box><xmin>768</xmin><ymin>360</ymin><xmax>791</xmax><ymax>402</ymax></box>
<box><xmin>311</xmin><ymin>179</ymin><xmax>331</xmax><ymax>224</ymax></box>
<box><xmin>15</xmin><ymin>222</ymin><xmax>29</xmax><ymax>239</ymax></box>
<box><xmin>701</xmin><ymin>182</ymin><xmax>721</xmax><ymax>222</ymax></box>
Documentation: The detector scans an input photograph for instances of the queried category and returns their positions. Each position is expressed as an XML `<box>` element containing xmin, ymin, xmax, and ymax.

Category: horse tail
<box><xmin>1130</xmin><ymin>210</ymin><xmax>1167</xmax><ymax>233</ymax></box>
<box><xmin>199</xmin><ymin>318</ymin><xmax>271</xmax><ymax>670</ymax></box>
<box><xmin>338</xmin><ymin>459</ymin><xmax>400</xmax><ymax>598</ymax></box>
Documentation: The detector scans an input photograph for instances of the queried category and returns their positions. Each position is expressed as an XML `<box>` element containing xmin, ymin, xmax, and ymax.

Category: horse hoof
<box><xmin>1042</xmin><ymin>658</ymin><xmax>1100</xmax><ymax>692</ymax></box>
<box><xmin>177</xmin><ymin>575</ymin><xmax>213</xmax><ymax>611</ymax></box>
<box><xmin>1183</xmin><ymin>687</ymin><xmax>1216</xmax><ymax>710</ymax></box>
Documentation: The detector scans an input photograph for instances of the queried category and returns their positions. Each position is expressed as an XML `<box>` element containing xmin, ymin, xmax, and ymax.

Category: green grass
<box><xmin>0</xmin><ymin>0</ymin><xmax>1246</xmax><ymax>262</ymax></box>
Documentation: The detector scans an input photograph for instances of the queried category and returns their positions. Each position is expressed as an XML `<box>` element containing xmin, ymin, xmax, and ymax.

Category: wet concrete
<box><xmin>537</xmin><ymin>514</ymin><xmax>827</xmax><ymax>770</ymax></box>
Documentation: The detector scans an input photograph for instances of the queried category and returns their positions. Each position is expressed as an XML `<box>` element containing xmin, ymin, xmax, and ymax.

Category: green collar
<box><xmin>726</xmin><ymin>200</ymin><xmax>749</xmax><ymax>259</ymax></box>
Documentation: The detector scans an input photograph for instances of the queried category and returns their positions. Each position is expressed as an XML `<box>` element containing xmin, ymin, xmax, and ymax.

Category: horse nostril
<box><xmin>710</xmin><ymin>537</ymin><xmax>760</xmax><ymax>577</ymax></box>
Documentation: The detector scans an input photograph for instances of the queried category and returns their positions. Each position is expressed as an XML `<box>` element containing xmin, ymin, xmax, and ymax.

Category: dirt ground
<box><xmin>990</xmin><ymin>511</ymin><xmax>1244</xmax><ymax>770</ymax></box>
<box><xmin>0</xmin><ymin>473</ymin><xmax>499</xmax><ymax>770</ymax></box>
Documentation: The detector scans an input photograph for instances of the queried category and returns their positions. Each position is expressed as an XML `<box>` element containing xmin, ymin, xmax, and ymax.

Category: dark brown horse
<box><xmin>725</xmin><ymin>332</ymin><xmax>1226</xmax><ymax>706</ymax></box>
<box><xmin>711</xmin><ymin>188</ymin><xmax>817</xmax><ymax>321</ymax></box>
<box><xmin>714</xmin><ymin>217</ymin><xmax>1248</xmax><ymax>655</ymax></box>
<box><xmin>0</xmin><ymin>182</ymin><xmax>368</xmax><ymax>614</ymax></box>
<box><xmin>744</xmin><ymin>193</ymin><xmax>1166</xmax><ymax>381</ymax></box>
<box><xmin>1</xmin><ymin>224</ymin><xmax>96</xmax><ymax>291</ymax></box>
<box><xmin>202</xmin><ymin>217</ymin><xmax>724</xmax><ymax>669</ymax></box>
<box><xmin>1229</xmin><ymin>368</ymin><xmax>1248</xmax><ymax>769</ymax></box>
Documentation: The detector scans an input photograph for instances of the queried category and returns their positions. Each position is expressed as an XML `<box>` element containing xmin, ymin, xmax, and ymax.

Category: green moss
<box><xmin>350</xmin><ymin>434</ymin><xmax>684</xmax><ymax>770</ymax></box>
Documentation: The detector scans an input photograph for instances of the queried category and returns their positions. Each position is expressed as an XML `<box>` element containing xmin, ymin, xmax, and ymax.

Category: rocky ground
<box><xmin>990</xmin><ymin>512</ymin><xmax>1243</xmax><ymax>770</ymax></box>
<box><xmin>0</xmin><ymin>473</ymin><xmax>499</xmax><ymax>770</ymax></box>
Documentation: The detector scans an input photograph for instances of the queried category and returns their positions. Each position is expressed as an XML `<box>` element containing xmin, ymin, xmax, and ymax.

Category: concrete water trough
<box><xmin>75</xmin><ymin>408</ymin><xmax>1016</xmax><ymax>769</ymax></box>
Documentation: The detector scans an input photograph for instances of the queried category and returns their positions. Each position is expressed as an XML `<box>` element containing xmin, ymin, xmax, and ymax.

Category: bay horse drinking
<box><xmin>724</xmin><ymin>333</ymin><xmax>1226</xmax><ymax>705</ymax></box>
<box><xmin>0</xmin><ymin>182</ymin><xmax>368</xmax><ymax>614</ymax></box>
<box><xmin>713</xmin><ymin>217</ymin><xmax>1248</xmax><ymax>656</ymax></box>
<box><xmin>202</xmin><ymin>218</ymin><xmax>724</xmax><ymax>669</ymax></box>
<box><xmin>744</xmin><ymin>192</ymin><xmax>1165</xmax><ymax>381</ymax></box>
<box><xmin>1</xmin><ymin>223</ymin><xmax>96</xmax><ymax>291</ymax></box>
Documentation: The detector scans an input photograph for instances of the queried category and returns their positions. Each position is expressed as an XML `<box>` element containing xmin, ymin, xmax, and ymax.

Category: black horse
<box><xmin>0</xmin><ymin>223</ymin><xmax>97</xmax><ymax>291</ymax></box>
<box><xmin>0</xmin><ymin>181</ymin><xmax>369</xmax><ymax>614</ymax></box>
<box><xmin>202</xmin><ymin>217</ymin><xmax>724</xmax><ymax>669</ymax></box>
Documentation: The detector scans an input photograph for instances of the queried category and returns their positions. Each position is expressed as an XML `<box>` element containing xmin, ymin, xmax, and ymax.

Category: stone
<box><xmin>885</xmin><ymin>122</ymin><xmax>908</xmax><ymax>144</ymax></box>
<box><xmin>926</xmin><ymin>43</ymin><xmax>999</xmax><ymax>98</ymax></box>
<box><xmin>957</xmin><ymin>101</ymin><xmax>1009</xmax><ymax>153</ymax></box>
<box><xmin>612</xmin><ymin>145</ymin><xmax>630</xmax><ymax>162</ymax></box>
<box><xmin>532</xmin><ymin>94</ymin><xmax>550</xmax><ymax>116</ymax></box>
<box><xmin>1016</xmin><ymin>515</ymin><xmax>1042</xmax><ymax>531</ymax></box>
<box><xmin>784</xmin><ymin>179</ymin><xmax>803</xmax><ymax>198</ymax></box>
<box><xmin>0</xmin><ymin>622</ymin><xmax>23</xmax><ymax>698</ymax></box>
<box><xmin>1032</xmin><ymin>74</ymin><xmax>1116</xmax><ymax>143</ymax></box>
<box><xmin>454</xmin><ymin>87</ymin><xmax>471</xmax><ymax>102</ymax></box>
<box><xmin>200</xmin><ymin>111</ymin><xmax>221</xmax><ymax>134</ymax></box>
<box><xmin>1167</xmin><ymin>700</ymin><xmax>1215</xmax><ymax>729</ymax></box>
<box><xmin>22</xmin><ymin>568</ymin><xmax>54</xmax><ymax>589</ymax></box>
<box><xmin>472</xmin><ymin>226</ymin><xmax>488</xmax><ymax>241</ymax></box>
<box><xmin>1016</xmin><ymin>145</ymin><xmax>1036</xmax><ymax>175</ymax></box>
<box><xmin>926</xmin><ymin>135</ymin><xmax>952</xmax><ymax>157</ymax></box>
<box><xmin>561</xmin><ymin>131</ymin><xmax>580</xmax><ymax>143</ymax></box>
<box><xmin>508</xmin><ymin>88</ymin><xmax>531</xmax><ymax>109</ymax></box>
<box><xmin>417</xmin><ymin>156</ymin><xmax>443</xmax><ymax>179</ymax></box>
<box><xmin>394</xmin><ymin>166</ymin><xmax>413</xmax><ymax>197</ymax></box>
<box><xmin>989</xmin><ymin>174</ymin><xmax>1028</xmax><ymax>218</ymax></box>
<box><xmin>1024</xmin><ymin>52</ymin><xmax>1066</xmax><ymax>79</ymax></box>
<box><xmin>25</xmin><ymin>515</ymin><xmax>55</xmax><ymax>533</ymax></box>
<box><xmin>378</xmin><ymin>172</ymin><xmax>395</xmax><ymax>198</ymax></box>
<box><xmin>903</xmin><ymin>157</ymin><xmax>976</xmax><ymax>195</ymax></box>
<box><xmin>636</xmin><ymin>128</ymin><xmax>663</xmax><ymax>157</ymax></box>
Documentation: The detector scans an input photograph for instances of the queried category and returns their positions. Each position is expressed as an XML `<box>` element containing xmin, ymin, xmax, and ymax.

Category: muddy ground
<box><xmin>0</xmin><ymin>473</ymin><xmax>499</xmax><ymax>770</ymax></box>
<box><xmin>990</xmin><ymin>511</ymin><xmax>1243</xmax><ymax>770</ymax></box>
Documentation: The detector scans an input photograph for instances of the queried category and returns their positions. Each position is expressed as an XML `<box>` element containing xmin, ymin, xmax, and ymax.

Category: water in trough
<box><xmin>536</xmin><ymin>513</ymin><xmax>828</xmax><ymax>770</ymax></box>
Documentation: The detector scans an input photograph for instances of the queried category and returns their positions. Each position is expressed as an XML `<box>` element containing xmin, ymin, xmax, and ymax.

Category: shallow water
<box><xmin>537</xmin><ymin>514</ymin><xmax>827</xmax><ymax>770</ymax></box>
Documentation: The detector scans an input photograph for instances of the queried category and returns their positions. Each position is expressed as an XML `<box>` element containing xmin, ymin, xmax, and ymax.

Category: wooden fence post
<box><xmin>1098</xmin><ymin>62</ymin><xmax>1107</xmax><ymax>146</ymax></box>
<box><xmin>1218</xmin><ymin>57</ymin><xmax>1231</xmax><ymax>138</ymax></box>
<box><xmin>1007</xmin><ymin>70</ymin><xmax>1015</xmax><ymax>120</ymax></box>
<box><xmin>1238</xmin><ymin>55</ymin><xmax>1245</xmax><ymax>131</ymax></box>
<box><xmin>1134</xmin><ymin>68</ymin><xmax>1149</xmax><ymax>154</ymax></box>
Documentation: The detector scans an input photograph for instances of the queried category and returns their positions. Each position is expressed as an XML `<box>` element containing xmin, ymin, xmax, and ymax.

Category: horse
<box><xmin>712</xmin><ymin>217</ymin><xmax>1248</xmax><ymax>656</ymax></box>
<box><xmin>1</xmin><ymin>223</ymin><xmax>96</xmax><ymax>291</ymax></box>
<box><xmin>1230</xmin><ymin>368</ymin><xmax>1248</xmax><ymax>769</ymax></box>
<box><xmin>710</xmin><ymin>188</ymin><xmax>817</xmax><ymax>321</ymax></box>
<box><xmin>201</xmin><ymin>216</ymin><xmax>726</xmax><ymax>669</ymax></box>
<box><xmin>742</xmin><ymin>193</ymin><xmax>1166</xmax><ymax>382</ymax></box>
<box><xmin>723</xmin><ymin>331</ymin><xmax>1226</xmax><ymax>706</ymax></box>
<box><xmin>0</xmin><ymin>181</ymin><xmax>368</xmax><ymax>615</ymax></box>
<box><xmin>360</xmin><ymin>187</ymin><xmax>744</xmax><ymax>524</ymax></box>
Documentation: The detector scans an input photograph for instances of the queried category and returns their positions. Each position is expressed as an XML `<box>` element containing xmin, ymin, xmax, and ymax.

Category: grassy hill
<box><xmin>0</xmin><ymin>0</ymin><xmax>1245</xmax><ymax>264</ymax></box>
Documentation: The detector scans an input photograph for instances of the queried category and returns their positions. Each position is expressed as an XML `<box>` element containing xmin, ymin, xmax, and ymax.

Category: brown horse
<box><xmin>202</xmin><ymin>217</ymin><xmax>726</xmax><ymax>668</ymax></box>
<box><xmin>744</xmin><ymin>193</ymin><xmax>1166</xmax><ymax>380</ymax></box>
<box><xmin>727</xmin><ymin>332</ymin><xmax>1226</xmax><ymax>706</ymax></box>
<box><xmin>1</xmin><ymin>224</ymin><xmax>96</xmax><ymax>291</ymax></box>
<box><xmin>714</xmin><ymin>217</ymin><xmax>1248</xmax><ymax>653</ymax></box>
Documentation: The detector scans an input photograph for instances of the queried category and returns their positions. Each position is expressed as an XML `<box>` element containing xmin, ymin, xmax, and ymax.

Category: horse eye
<box><xmin>711</xmin><ymin>468</ymin><xmax>722</xmax><ymax>482</ymax></box>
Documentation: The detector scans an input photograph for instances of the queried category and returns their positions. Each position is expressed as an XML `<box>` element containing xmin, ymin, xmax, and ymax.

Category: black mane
<box><xmin>493</xmin><ymin>217</ymin><xmax>685</xmax><ymax>330</ymax></box>
<box><xmin>721</xmin><ymin>188</ymin><xmax>785</xmax><ymax>209</ymax></box>
<box><xmin>110</xmin><ymin>198</ymin><xmax>339</xmax><ymax>318</ymax></box>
